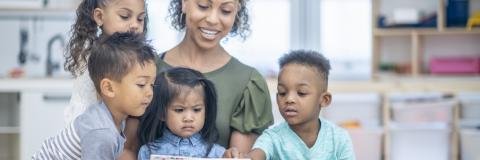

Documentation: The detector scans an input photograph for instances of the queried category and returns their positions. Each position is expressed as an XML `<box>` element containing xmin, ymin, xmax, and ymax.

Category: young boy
<box><xmin>32</xmin><ymin>32</ymin><xmax>157</xmax><ymax>159</ymax></box>
<box><xmin>245</xmin><ymin>50</ymin><xmax>355</xmax><ymax>159</ymax></box>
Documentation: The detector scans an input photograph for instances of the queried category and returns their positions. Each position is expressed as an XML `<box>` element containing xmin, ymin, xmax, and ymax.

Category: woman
<box><xmin>122</xmin><ymin>0</ymin><xmax>273</xmax><ymax>158</ymax></box>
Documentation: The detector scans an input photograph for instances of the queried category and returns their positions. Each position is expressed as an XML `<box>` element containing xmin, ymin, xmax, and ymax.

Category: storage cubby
<box><xmin>0</xmin><ymin>93</ymin><xmax>19</xmax><ymax>160</ymax></box>
<box><xmin>0</xmin><ymin>92</ymin><xmax>19</xmax><ymax>132</ymax></box>
<box><xmin>385</xmin><ymin>92</ymin><xmax>459</xmax><ymax>160</ymax></box>
<box><xmin>457</xmin><ymin>92</ymin><xmax>480</xmax><ymax>160</ymax></box>
<box><xmin>322</xmin><ymin>92</ymin><xmax>384</xmax><ymax>160</ymax></box>
<box><xmin>372</xmin><ymin>0</ymin><xmax>480</xmax><ymax>79</ymax></box>
<box><xmin>318</xmin><ymin>87</ymin><xmax>478</xmax><ymax>160</ymax></box>
<box><xmin>0</xmin><ymin>134</ymin><xmax>19</xmax><ymax>160</ymax></box>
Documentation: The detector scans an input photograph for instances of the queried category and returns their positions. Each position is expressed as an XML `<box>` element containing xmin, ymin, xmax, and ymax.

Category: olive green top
<box><xmin>156</xmin><ymin>55</ymin><xmax>274</xmax><ymax>147</ymax></box>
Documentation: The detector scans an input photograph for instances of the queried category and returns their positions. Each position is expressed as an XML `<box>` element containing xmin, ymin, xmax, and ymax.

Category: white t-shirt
<box><xmin>64</xmin><ymin>70</ymin><xmax>99</xmax><ymax>123</ymax></box>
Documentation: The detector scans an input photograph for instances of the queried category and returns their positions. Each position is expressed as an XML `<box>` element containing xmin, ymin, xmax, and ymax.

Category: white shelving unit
<box><xmin>0</xmin><ymin>78</ymin><xmax>72</xmax><ymax>160</ymax></box>
<box><xmin>372</xmin><ymin>0</ymin><xmax>480</xmax><ymax>79</ymax></box>
<box><xmin>0</xmin><ymin>93</ymin><xmax>19</xmax><ymax>160</ymax></box>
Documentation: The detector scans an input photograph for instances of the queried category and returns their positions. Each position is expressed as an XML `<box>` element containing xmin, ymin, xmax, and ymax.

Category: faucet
<box><xmin>46</xmin><ymin>34</ymin><xmax>65</xmax><ymax>77</ymax></box>
<box><xmin>18</xmin><ymin>28</ymin><xmax>28</xmax><ymax>65</ymax></box>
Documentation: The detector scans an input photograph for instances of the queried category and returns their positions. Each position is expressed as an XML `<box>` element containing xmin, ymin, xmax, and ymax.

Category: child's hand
<box><xmin>223</xmin><ymin>147</ymin><xmax>245</xmax><ymax>158</ymax></box>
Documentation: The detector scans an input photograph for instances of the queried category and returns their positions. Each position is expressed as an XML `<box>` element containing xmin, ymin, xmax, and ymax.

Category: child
<box><xmin>229</xmin><ymin>50</ymin><xmax>356</xmax><ymax>160</ymax></box>
<box><xmin>64</xmin><ymin>0</ymin><xmax>148</xmax><ymax>123</ymax></box>
<box><xmin>137</xmin><ymin>67</ymin><xmax>226</xmax><ymax>159</ymax></box>
<box><xmin>32</xmin><ymin>32</ymin><xmax>157</xmax><ymax>159</ymax></box>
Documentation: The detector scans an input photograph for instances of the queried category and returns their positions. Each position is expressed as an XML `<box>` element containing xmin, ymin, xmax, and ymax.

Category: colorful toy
<box><xmin>467</xmin><ymin>11</ymin><xmax>480</xmax><ymax>30</ymax></box>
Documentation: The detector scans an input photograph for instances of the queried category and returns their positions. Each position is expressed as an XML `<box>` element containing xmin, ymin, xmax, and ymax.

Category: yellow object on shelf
<box><xmin>340</xmin><ymin>120</ymin><xmax>362</xmax><ymax>129</ymax></box>
<box><xmin>467</xmin><ymin>11</ymin><xmax>480</xmax><ymax>30</ymax></box>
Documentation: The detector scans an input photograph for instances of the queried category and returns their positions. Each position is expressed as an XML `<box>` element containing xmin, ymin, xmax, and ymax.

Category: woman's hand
<box><xmin>224</xmin><ymin>147</ymin><xmax>266</xmax><ymax>160</ymax></box>
<box><xmin>223</xmin><ymin>147</ymin><xmax>245</xmax><ymax>158</ymax></box>
<box><xmin>229</xmin><ymin>131</ymin><xmax>258</xmax><ymax>153</ymax></box>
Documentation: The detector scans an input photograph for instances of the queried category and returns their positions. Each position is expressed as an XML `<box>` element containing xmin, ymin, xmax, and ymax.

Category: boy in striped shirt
<box><xmin>32</xmin><ymin>32</ymin><xmax>157</xmax><ymax>160</ymax></box>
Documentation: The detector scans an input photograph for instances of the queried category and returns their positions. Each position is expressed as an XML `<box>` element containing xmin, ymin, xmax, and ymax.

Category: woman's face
<box><xmin>182</xmin><ymin>0</ymin><xmax>238</xmax><ymax>49</ymax></box>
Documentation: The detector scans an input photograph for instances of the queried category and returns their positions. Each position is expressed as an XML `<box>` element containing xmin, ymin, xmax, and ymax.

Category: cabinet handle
<box><xmin>43</xmin><ymin>93</ymin><xmax>70</xmax><ymax>101</ymax></box>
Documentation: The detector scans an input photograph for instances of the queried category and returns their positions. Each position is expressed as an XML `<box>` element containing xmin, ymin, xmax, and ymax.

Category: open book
<box><xmin>150</xmin><ymin>155</ymin><xmax>250</xmax><ymax>160</ymax></box>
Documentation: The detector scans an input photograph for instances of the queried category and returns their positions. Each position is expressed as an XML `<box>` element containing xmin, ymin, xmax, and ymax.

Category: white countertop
<box><xmin>0</xmin><ymin>78</ymin><xmax>73</xmax><ymax>92</ymax></box>
<box><xmin>267</xmin><ymin>77</ymin><xmax>480</xmax><ymax>93</ymax></box>
<box><xmin>2</xmin><ymin>77</ymin><xmax>479</xmax><ymax>93</ymax></box>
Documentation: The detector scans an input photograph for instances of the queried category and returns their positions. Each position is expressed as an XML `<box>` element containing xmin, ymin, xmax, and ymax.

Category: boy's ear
<box><xmin>320</xmin><ymin>92</ymin><xmax>332</xmax><ymax>108</ymax></box>
<box><xmin>100</xmin><ymin>78</ymin><xmax>115</xmax><ymax>98</ymax></box>
<box><xmin>93</xmin><ymin>8</ymin><xmax>104</xmax><ymax>27</ymax></box>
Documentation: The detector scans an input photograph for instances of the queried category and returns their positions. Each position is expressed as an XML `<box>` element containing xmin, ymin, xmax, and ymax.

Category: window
<box><xmin>146</xmin><ymin>0</ymin><xmax>181</xmax><ymax>53</ymax></box>
<box><xmin>320</xmin><ymin>0</ymin><xmax>372</xmax><ymax>80</ymax></box>
<box><xmin>223</xmin><ymin>0</ymin><xmax>290</xmax><ymax>77</ymax></box>
<box><xmin>146</xmin><ymin>0</ymin><xmax>372</xmax><ymax>80</ymax></box>
<box><xmin>146</xmin><ymin>0</ymin><xmax>290</xmax><ymax>77</ymax></box>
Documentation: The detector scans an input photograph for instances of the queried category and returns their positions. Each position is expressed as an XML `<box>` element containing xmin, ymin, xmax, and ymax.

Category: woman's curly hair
<box><xmin>64</xmin><ymin>0</ymin><xmax>149</xmax><ymax>77</ymax></box>
<box><xmin>168</xmin><ymin>0</ymin><xmax>250</xmax><ymax>40</ymax></box>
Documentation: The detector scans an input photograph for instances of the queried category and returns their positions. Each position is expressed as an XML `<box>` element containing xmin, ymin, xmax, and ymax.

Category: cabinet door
<box><xmin>19</xmin><ymin>91</ymin><xmax>70</xmax><ymax>160</ymax></box>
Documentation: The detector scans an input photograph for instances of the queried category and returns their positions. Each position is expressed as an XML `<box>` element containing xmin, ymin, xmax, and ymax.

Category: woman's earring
<box><xmin>96</xmin><ymin>25</ymin><xmax>103</xmax><ymax>37</ymax></box>
<box><xmin>180</xmin><ymin>13</ymin><xmax>185</xmax><ymax>24</ymax></box>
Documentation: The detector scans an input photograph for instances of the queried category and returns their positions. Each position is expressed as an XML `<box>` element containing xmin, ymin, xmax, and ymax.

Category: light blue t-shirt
<box><xmin>138</xmin><ymin>129</ymin><xmax>225</xmax><ymax>160</ymax></box>
<box><xmin>253</xmin><ymin>119</ymin><xmax>355</xmax><ymax>160</ymax></box>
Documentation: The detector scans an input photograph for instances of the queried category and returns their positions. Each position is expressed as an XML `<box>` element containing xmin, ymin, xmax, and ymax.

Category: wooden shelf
<box><xmin>371</xmin><ymin>1</ymin><xmax>479</xmax><ymax>158</ymax></box>
<box><xmin>374</xmin><ymin>73</ymin><xmax>480</xmax><ymax>81</ymax></box>
<box><xmin>374</xmin><ymin>28</ymin><xmax>480</xmax><ymax>36</ymax></box>
<box><xmin>266</xmin><ymin>77</ymin><xmax>480</xmax><ymax>93</ymax></box>
<box><xmin>0</xmin><ymin>127</ymin><xmax>19</xmax><ymax>134</ymax></box>
<box><xmin>0</xmin><ymin>9</ymin><xmax>75</xmax><ymax>19</ymax></box>
<box><xmin>0</xmin><ymin>7</ymin><xmax>76</xmax><ymax>12</ymax></box>
<box><xmin>372</xmin><ymin>0</ymin><xmax>480</xmax><ymax>80</ymax></box>
<box><xmin>374</xmin><ymin>28</ymin><xmax>436</xmax><ymax>36</ymax></box>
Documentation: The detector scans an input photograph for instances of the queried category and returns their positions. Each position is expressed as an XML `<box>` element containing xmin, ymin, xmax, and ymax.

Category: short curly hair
<box><xmin>88</xmin><ymin>32</ymin><xmax>156</xmax><ymax>94</ymax></box>
<box><xmin>168</xmin><ymin>0</ymin><xmax>250</xmax><ymax>40</ymax></box>
<box><xmin>279</xmin><ymin>50</ymin><xmax>331</xmax><ymax>84</ymax></box>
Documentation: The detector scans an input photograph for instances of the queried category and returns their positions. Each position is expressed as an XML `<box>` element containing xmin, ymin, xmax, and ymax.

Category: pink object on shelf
<box><xmin>429</xmin><ymin>57</ymin><xmax>480</xmax><ymax>74</ymax></box>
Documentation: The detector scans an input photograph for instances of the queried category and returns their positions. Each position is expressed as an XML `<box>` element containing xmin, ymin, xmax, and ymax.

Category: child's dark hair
<box><xmin>65</xmin><ymin>0</ymin><xmax>149</xmax><ymax>77</ymax></box>
<box><xmin>138</xmin><ymin>67</ymin><xmax>219</xmax><ymax>157</ymax></box>
<box><xmin>279</xmin><ymin>50</ymin><xmax>331</xmax><ymax>86</ymax></box>
<box><xmin>168</xmin><ymin>0</ymin><xmax>250</xmax><ymax>40</ymax></box>
<box><xmin>88</xmin><ymin>32</ymin><xmax>156</xmax><ymax>94</ymax></box>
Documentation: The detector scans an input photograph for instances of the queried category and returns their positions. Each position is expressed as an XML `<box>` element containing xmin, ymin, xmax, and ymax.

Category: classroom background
<box><xmin>0</xmin><ymin>0</ymin><xmax>479</xmax><ymax>160</ymax></box>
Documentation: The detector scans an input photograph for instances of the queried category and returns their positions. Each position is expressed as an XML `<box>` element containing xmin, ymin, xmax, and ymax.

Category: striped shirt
<box><xmin>32</xmin><ymin>102</ymin><xmax>126</xmax><ymax>160</ymax></box>
<box><xmin>32</xmin><ymin>122</ymin><xmax>81</xmax><ymax>159</ymax></box>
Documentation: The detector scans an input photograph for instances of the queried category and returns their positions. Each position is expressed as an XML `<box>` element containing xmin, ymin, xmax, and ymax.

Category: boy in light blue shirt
<box><xmin>226</xmin><ymin>50</ymin><xmax>355</xmax><ymax>160</ymax></box>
